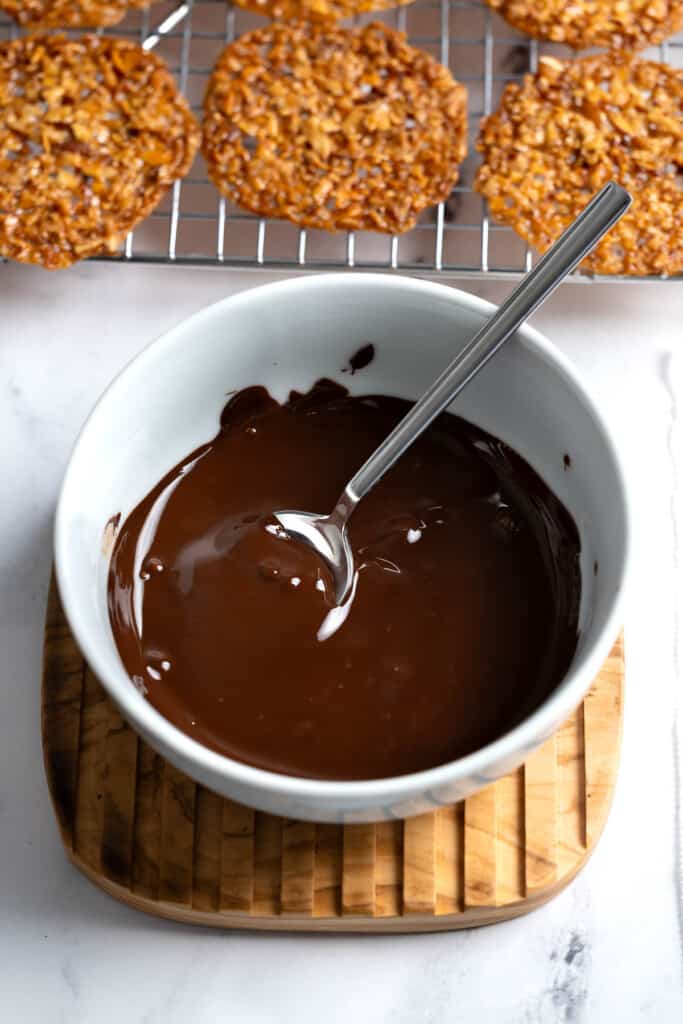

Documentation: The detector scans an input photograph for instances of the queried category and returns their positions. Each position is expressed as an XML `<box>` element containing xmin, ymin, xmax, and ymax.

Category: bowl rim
<box><xmin>54</xmin><ymin>272</ymin><xmax>631</xmax><ymax>803</ymax></box>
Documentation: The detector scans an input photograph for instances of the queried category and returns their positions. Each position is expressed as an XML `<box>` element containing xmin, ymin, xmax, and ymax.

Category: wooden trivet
<box><xmin>42</xmin><ymin>578</ymin><xmax>623</xmax><ymax>932</ymax></box>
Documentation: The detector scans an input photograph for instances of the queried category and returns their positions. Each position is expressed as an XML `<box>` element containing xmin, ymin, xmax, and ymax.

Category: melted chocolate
<box><xmin>108</xmin><ymin>381</ymin><xmax>581</xmax><ymax>781</ymax></box>
<box><xmin>344</xmin><ymin>344</ymin><xmax>375</xmax><ymax>375</ymax></box>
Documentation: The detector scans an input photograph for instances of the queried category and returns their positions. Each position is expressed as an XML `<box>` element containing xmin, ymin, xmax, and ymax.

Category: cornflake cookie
<box><xmin>202</xmin><ymin>22</ymin><xmax>468</xmax><ymax>235</ymax></box>
<box><xmin>0</xmin><ymin>0</ymin><xmax>156</xmax><ymax>28</ymax></box>
<box><xmin>475</xmin><ymin>54</ymin><xmax>683</xmax><ymax>276</ymax></box>
<box><xmin>484</xmin><ymin>0</ymin><xmax>683</xmax><ymax>52</ymax></box>
<box><xmin>0</xmin><ymin>35</ymin><xmax>199</xmax><ymax>269</ymax></box>
<box><xmin>233</xmin><ymin>0</ymin><xmax>415</xmax><ymax>22</ymax></box>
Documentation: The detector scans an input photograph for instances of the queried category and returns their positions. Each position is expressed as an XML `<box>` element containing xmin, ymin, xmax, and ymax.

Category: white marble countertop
<box><xmin>1</xmin><ymin>263</ymin><xmax>682</xmax><ymax>1022</ymax></box>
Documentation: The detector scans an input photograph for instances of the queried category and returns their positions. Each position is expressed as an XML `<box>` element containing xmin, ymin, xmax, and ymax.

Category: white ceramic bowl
<box><xmin>55</xmin><ymin>274</ymin><xmax>630</xmax><ymax>823</ymax></box>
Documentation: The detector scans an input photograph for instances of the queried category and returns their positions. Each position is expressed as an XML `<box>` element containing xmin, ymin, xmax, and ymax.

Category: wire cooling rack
<box><xmin>1</xmin><ymin>0</ymin><xmax>682</xmax><ymax>278</ymax></box>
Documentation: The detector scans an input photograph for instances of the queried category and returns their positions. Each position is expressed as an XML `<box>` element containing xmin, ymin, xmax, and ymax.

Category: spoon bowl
<box><xmin>273</xmin><ymin>506</ymin><xmax>354</xmax><ymax>606</ymax></box>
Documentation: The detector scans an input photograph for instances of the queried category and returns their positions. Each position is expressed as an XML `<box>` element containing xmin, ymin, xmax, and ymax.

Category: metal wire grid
<box><xmin>1</xmin><ymin>0</ymin><xmax>682</xmax><ymax>278</ymax></box>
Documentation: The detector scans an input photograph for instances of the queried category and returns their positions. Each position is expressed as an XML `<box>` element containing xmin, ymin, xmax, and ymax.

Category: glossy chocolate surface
<box><xmin>109</xmin><ymin>378</ymin><xmax>580</xmax><ymax>780</ymax></box>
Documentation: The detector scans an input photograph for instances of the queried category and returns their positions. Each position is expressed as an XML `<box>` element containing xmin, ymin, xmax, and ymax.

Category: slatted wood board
<box><xmin>42</xmin><ymin>578</ymin><xmax>624</xmax><ymax>932</ymax></box>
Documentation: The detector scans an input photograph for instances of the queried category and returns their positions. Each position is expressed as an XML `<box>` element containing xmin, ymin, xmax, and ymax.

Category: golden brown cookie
<box><xmin>484</xmin><ymin>0</ymin><xmax>683</xmax><ymax>53</ymax></box>
<box><xmin>232</xmin><ymin>0</ymin><xmax>414</xmax><ymax>22</ymax></box>
<box><xmin>0</xmin><ymin>34</ymin><xmax>199</xmax><ymax>269</ymax></box>
<box><xmin>0</xmin><ymin>0</ymin><xmax>156</xmax><ymax>28</ymax></box>
<box><xmin>475</xmin><ymin>54</ymin><xmax>683</xmax><ymax>276</ymax></box>
<box><xmin>202</xmin><ymin>22</ymin><xmax>467</xmax><ymax>235</ymax></box>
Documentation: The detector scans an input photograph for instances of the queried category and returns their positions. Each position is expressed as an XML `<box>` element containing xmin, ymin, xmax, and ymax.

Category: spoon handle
<box><xmin>343</xmin><ymin>181</ymin><xmax>631</xmax><ymax>508</ymax></box>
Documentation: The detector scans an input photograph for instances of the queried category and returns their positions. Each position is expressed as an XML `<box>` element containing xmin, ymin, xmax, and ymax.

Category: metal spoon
<box><xmin>274</xmin><ymin>182</ymin><xmax>631</xmax><ymax>606</ymax></box>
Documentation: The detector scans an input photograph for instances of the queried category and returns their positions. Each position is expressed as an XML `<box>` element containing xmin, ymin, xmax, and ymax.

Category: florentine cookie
<box><xmin>202</xmin><ymin>22</ymin><xmax>467</xmax><ymax>235</ymax></box>
<box><xmin>0</xmin><ymin>0</ymin><xmax>156</xmax><ymax>28</ymax></box>
<box><xmin>0</xmin><ymin>35</ymin><xmax>199</xmax><ymax>269</ymax></box>
<box><xmin>475</xmin><ymin>54</ymin><xmax>683</xmax><ymax>276</ymax></box>
<box><xmin>484</xmin><ymin>0</ymin><xmax>683</xmax><ymax>53</ymax></box>
<box><xmin>232</xmin><ymin>0</ymin><xmax>415</xmax><ymax>22</ymax></box>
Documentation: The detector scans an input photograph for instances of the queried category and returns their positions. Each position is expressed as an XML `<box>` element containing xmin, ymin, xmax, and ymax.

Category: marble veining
<box><xmin>661</xmin><ymin>350</ymin><xmax>683</xmax><ymax>981</ymax></box>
